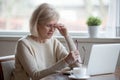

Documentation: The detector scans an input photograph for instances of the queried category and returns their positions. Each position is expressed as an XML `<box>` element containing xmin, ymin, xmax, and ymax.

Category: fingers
<box><xmin>54</xmin><ymin>23</ymin><xmax>68</xmax><ymax>37</ymax></box>
<box><xmin>74</xmin><ymin>50</ymin><xmax>82</xmax><ymax>63</ymax></box>
<box><xmin>55</xmin><ymin>23</ymin><xmax>66</xmax><ymax>31</ymax></box>
<box><xmin>64</xmin><ymin>51</ymin><xmax>80</xmax><ymax>65</ymax></box>
<box><xmin>55</xmin><ymin>23</ymin><xmax>64</xmax><ymax>29</ymax></box>
<box><xmin>71</xmin><ymin>51</ymin><xmax>80</xmax><ymax>61</ymax></box>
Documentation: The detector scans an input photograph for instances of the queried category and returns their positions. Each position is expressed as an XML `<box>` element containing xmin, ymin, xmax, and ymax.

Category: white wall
<box><xmin>0</xmin><ymin>36</ymin><xmax>120</xmax><ymax>66</ymax></box>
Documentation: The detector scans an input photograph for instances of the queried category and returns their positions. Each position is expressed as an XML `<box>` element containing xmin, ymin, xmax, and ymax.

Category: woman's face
<box><xmin>37</xmin><ymin>20</ymin><xmax>57</xmax><ymax>39</ymax></box>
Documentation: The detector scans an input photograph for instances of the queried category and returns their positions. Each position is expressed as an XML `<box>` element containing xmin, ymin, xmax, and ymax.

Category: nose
<box><xmin>50</xmin><ymin>26</ymin><xmax>55</xmax><ymax>31</ymax></box>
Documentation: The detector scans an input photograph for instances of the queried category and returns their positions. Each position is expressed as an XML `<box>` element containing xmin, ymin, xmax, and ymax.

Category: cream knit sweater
<box><xmin>12</xmin><ymin>35</ymin><xmax>69</xmax><ymax>80</ymax></box>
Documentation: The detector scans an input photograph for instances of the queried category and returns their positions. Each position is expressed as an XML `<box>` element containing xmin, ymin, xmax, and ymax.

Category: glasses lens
<box><xmin>46</xmin><ymin>24</ymin><xmax>56</xmax><ymax>27</ymax></box>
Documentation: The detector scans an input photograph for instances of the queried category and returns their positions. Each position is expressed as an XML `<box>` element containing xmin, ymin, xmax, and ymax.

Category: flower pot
<box><xmin>88</xmin><ymin>26</ymin><xmax>99</xmax><ymax>38</ymax></box>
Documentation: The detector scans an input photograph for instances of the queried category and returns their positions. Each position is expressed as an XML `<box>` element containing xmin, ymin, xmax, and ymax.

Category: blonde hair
<box><xmin>29</xmin><ymin>3</ymin><xmax>59</xmax><ymax>37</ymax></box>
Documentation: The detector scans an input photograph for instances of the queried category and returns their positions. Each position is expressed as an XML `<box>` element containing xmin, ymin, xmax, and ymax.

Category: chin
<box><xmin>46</xmin><ymin>36</ymin><xmax>52</xmax><ymax>39</ymax></box>
<box><xmin>47</xmin><ymin>34</ymin><xmax>53</xmax><ymax>38</ymax></box>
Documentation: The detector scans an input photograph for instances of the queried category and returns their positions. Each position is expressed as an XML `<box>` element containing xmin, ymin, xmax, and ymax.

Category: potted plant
<box><xmin>86</xmin><ymin>16</ymin><xmax>102</xmax><ymax>38</ymax></box>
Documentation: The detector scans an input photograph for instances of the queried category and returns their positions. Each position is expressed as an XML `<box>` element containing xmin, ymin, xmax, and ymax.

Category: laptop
<box><xmin>87</xmin><ymin>44</ymin><xmax>120</xmax><ymax>75</ymax></box>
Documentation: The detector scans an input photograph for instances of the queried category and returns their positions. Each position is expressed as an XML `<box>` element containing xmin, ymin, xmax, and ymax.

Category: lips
<box><xmin>48</xmin><ymin>32</ymin><xmax>53</xmax><ymax>35</ymax></box>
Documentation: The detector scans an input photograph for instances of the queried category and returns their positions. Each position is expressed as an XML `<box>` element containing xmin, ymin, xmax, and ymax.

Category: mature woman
<box><xmin>11</xmin><ymin>3</ymin><xmax>81</xmax><ymax>80</ymax></box>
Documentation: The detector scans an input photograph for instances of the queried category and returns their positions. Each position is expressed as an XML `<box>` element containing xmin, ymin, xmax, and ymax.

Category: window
<box><xmin>0</xmin><ymin>0</ymin><xmax>110</xmax><ymax>35</ymax></box>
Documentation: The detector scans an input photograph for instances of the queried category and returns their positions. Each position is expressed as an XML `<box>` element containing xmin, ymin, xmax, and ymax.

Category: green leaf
<box><xmin>86</xmin><ymin>16</ymin><xmax>102</xmax><ymax>26</ymax></box>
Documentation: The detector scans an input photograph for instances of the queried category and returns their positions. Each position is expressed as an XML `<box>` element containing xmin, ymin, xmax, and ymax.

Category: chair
<box><xmin>0</xmin><ymin>55</ymin><xmax>15</xmax><ymax>80</ymax></box>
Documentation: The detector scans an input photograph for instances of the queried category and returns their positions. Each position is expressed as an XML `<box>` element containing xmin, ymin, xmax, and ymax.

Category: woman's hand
<box><xmin>55</xmin><ymin>23</ymin><xmax>68</xmax><ymax>37</ymax></box>
<box><xmin>64</xmin><ymin>50</ymin><xmax>81</xmax><ymax>65</ymax></box>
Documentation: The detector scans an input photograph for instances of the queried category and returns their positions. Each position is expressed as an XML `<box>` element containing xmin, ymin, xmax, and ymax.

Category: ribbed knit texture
<box><xmin>12</xmin><ymin>36</ymin><xmax>69</xmax><ymax>80</ymax></box>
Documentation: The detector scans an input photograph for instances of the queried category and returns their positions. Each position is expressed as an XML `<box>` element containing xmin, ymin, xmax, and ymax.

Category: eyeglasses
<box><xmin>38</xmin><ymin>22</ymin><xmax>57</xmax><ymax>27</ymax></box>
<box><xmin>46</xmin><ymin>24</ymin><xmax>57</xmax><ymax>28</ymax></box>
<box><xmin>75</xmin><ymin>40</ymin><xmax>86</xmax><ymax>64</ymax></box>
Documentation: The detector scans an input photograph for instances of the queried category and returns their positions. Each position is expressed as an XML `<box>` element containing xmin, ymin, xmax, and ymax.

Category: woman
<box><xmin>12</xmin><ymin>3</ymin><xmax>81</xmax><ymax>80</ymax></box>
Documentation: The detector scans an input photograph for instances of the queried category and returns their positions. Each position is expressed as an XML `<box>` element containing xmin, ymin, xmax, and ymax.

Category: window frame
<box><xmin>0</xmin><ymin>30</ymin><xmax>107</xmax><ymax>38</ymax></box>
<box><xmin>0</xmin><ymin>0</ymin><xmax>114</xmax><ymax>38</ymax></box>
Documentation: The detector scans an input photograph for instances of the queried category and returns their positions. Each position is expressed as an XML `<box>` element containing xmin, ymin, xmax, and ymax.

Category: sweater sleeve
<box><xmin>64</xmin><ymin>35</ymin><xmax>82</xmax><ymax>68</ymax></box>
<box><xmin>16</xmin><ymin>40</ymin><xmax>68</xmax><ymax>80</ymax></box>
<box><xmin>53</xmin><ymin>38</ymin><xmax>69</xmax><ymax>61</ymax></box>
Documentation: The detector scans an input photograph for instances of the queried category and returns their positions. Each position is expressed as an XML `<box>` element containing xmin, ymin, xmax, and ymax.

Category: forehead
<box><xmin>47</xmin><ymin>20</ymin><xmax>58</xmax><ymax>24</ymax></box>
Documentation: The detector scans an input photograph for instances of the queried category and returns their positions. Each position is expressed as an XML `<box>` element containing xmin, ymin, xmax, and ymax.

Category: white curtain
<box><xmin>116</xmin><ymin>0</ymin><xmax>120</xmax><ymax>37</ymax></box>
<box><xmin>106</xmin><ymin>0</ymin><xmax>120</xmax><ymax>37</ymax></box>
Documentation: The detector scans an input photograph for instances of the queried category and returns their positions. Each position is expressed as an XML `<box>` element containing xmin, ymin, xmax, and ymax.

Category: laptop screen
<box><xmin>87</xmin><ymin>44</ymin><xmax>120</xmax><ymax>75</ymax></box>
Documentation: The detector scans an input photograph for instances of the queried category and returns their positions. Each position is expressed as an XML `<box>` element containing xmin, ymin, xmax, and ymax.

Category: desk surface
<box><xmin>41</xmin><ymin>67</ymin><xmax>120</xmax><ymax>80</ymax></box>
